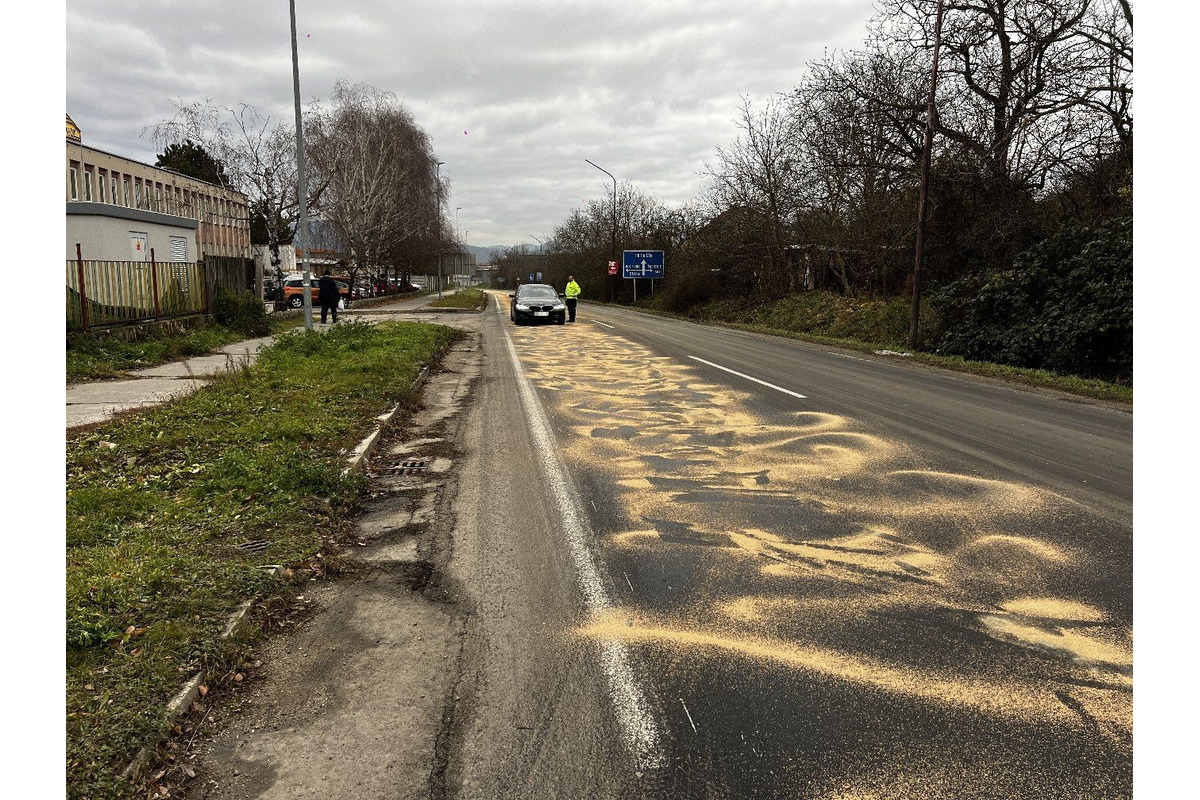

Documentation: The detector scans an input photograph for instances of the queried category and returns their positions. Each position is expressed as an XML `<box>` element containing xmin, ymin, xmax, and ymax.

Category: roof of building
<box><xmin>66</xmin><ymin>117</ymin><xmax>246</xmax><ymax>199</ymax></box>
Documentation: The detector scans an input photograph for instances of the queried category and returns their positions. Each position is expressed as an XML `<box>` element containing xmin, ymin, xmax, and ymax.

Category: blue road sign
<box><xmin>622</xmin><ymin>250</ymin><xmax>665</xmax><ymax>279</ymax></box>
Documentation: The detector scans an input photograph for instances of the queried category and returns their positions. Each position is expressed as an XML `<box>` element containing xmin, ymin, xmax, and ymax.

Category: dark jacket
<box><xmin>318</xmin><ymin>275</ymin><xmax>339</xmax><ymax>307</ymax></box>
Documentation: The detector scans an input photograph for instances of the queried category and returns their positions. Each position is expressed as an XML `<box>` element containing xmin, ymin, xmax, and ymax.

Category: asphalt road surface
<box><xmin>446</xmin><ymin>293</ymin><xmax>1132</xmax><ymax>799</ymax></box>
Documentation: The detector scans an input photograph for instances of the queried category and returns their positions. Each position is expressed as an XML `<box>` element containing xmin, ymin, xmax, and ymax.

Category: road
<box><xmin>444</xmin><ymin>293</ymin><xmax>1132</xmax><ymax>799</ymax></box>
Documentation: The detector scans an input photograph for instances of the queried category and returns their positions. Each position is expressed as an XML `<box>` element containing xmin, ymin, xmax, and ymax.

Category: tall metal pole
<box><xmin>289</xmin><ymin>0</ymin><xmax>313</xmax><ymax>330</ymax></box>
<box><xmin>436</xmin><ymin>160</ymin><xmax>444</xmax><ymax>298</ymax></box>
<box><xmin>584</xmin><ymin>159</ymin><xmax>617</xmax><ymax>302</ymax></box>
<box><xmin>909</xmin><ymin>0</ymin><xmax>946</xmax><ymax>349</ymax></box>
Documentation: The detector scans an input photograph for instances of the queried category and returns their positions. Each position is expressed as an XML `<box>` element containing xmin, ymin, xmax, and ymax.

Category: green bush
<box><xmin>213</xmin><ymin>286</ymin><xmax>271</xmax><ymax>337</ymax></box>
<box><xmin>934</xmin><ymin>215</ymin><xmax>1132</xmax><ymax>384</ymax></box>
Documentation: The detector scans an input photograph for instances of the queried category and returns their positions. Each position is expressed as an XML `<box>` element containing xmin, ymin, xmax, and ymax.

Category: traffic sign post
<box><xmin>622</xmin><ymin>250</ymin><xmax>664</xmax><ymax>303</ymax></box>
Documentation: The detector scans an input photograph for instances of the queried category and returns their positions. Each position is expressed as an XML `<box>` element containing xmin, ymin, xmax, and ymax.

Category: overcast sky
<box><xmin>65</xmin><ymin>0</ymin><xmax>875</xmax><ymax>248</ymax></box>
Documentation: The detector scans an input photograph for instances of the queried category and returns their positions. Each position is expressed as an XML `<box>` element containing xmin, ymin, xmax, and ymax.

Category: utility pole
<box><xmin>585</xmin><ymin>159</ymin><xmax>617</xmax><ymax>302</ymax></box>
<box><xmin>909</xmin><ymin>0</ymin><xmax>946</xmax><ymax>349</ymax></box>
<box><xmin>435</xmin><ymin>160</ymin><xmax>444</xmax><ymax>298</ymax></box>
<box><xmin>288</xmin><ymin>0</ymin><xmax>313</xmax><ymax>330</ymax></box>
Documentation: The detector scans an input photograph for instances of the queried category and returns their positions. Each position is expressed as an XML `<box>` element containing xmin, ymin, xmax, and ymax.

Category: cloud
<box><xmin>66</xmin><ymin>0</ymin><xmax>874</xmax><ymax>245</ymax></box>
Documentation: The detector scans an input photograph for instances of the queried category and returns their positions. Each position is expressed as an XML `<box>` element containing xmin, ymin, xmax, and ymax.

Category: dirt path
<box><xmin>179</xmin><ymin>326</ymin><xmax>482</xmax><ymax>799</ymax></box>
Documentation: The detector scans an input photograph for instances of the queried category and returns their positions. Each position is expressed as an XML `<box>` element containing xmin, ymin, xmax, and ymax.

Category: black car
<box><xmin>510</xmin><ymin>283</ymin><xmax>566</xmax><ymax>325</ymax></box>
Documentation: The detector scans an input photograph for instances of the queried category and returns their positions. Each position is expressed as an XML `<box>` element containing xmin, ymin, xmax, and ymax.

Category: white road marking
<box><xmin>680</xmin><ymin>698</ymin><xmax>698</xmax><ymax>733</ymax></box>
<box><xmin>503</xmin><ymin>330</ymin><xmax>664</xmax><ymax>770</ymax></box>
<box><xmin>593</xmin><ymin>320</ymin><xmax>615</xmax><ymax>329</ymax></box>
<box><xmin>687</xmin><ymin>356</ymin><xmax>808</xmax><ymax>400</ymax></box>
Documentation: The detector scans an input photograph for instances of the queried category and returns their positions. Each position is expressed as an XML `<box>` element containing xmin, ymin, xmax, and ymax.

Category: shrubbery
<box><xmin>213</xmin><ymin>285</ymin><xmax>271</xmax><ymax>336</ymax></box>
<box><xmin>934</xmin><ymin>216</ymin><xmax>1132</xmax><ymax>384</ymax></box>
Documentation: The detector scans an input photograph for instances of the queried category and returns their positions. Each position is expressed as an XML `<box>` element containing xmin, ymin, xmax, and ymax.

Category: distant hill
<box><xmin>465</xmin><ymin>244</ymin><xmax>510</xmax><ymax>264</ymax></box>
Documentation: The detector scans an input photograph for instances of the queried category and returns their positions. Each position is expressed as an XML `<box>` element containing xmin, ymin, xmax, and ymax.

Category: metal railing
<box><xmin>67</xmin><ymin>248</ymin><xmax>206</xmax><ymax>330</ymax></box>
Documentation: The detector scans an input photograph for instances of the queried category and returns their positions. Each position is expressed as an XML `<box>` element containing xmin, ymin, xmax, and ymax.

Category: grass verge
<box><xmin>426</xmin><ymin>287</ymin><xmax>487</xmax><ymax>310</ymax></box>
<box><xmin>66</xmin><ymin>316</ymin><xmax>304</xmax><ymax>385</ymax></box>
<box><xmin>66</xmin><ymin>320</ymin><xmax>461</xmax><ymax>798</ymax></box>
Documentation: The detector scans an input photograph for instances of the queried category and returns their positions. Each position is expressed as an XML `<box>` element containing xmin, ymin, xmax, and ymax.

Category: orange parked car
<box><xmin>282</xmin><ymin>276</ymin><xmax>350</xmax><ymax>309</ymax></box>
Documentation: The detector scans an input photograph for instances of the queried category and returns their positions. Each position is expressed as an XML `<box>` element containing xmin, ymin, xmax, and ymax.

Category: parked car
<box><xmin>282</xmin><ymin>277</ymin><xmax>350</xmax><ymax>309</ymax></box>
<box><xmin>509</xmin><ymin>283</ymin><xmax>566</xmax><ymax>325</ymax></box>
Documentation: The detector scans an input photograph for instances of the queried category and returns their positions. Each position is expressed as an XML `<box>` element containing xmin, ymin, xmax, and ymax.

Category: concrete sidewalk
<box><xmin>65</xmin><ymin>290</ymin><xmax>474</xmax><ymax>431</ymax></box>
<box><xmin>66</xmin><ymin>335</ymin><xmax>278</xmax><ymax>430</ymax></box>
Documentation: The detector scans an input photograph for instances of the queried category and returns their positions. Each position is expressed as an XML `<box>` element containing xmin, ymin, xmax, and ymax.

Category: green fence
<box><xmin>67</xmin><ymin>260</ymin><xmax>207</xmax><ymax>330</ymax></box>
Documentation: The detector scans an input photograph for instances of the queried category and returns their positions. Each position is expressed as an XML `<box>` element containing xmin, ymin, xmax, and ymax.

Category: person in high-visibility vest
<box><xmin>564</xmin><ymin>276</ymin><xmax>581</xmax><ymax>323</ymax></box>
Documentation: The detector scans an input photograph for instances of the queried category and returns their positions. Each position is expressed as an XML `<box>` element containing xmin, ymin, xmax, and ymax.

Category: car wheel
<box><xmin>556</xmin><ymin>316</ymin><xmax>565</xmax><ymax>325</ymax></box>
<box><xmin>288</xmin><ymin>295</ymin><xmax>303</xmax><ymax>309</ymax></box>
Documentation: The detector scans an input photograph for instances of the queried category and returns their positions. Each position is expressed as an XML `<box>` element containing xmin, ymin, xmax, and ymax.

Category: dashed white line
<box><xmin>687</xmin><ymin>356</ymin><xmax>807</xmax><ymax>400</ymax></box>
<box><xmin>503</xmin><ymin>329</ymin><xmax>664</xmax><ymax>770</ymax></box>
<box><xmin>680</xmin><ymin>698</ymin><xmax>698</xmax><ymax>733</ymax></box>
<box><xmin>592</xmin><ymin>320</ymin><xmax>615</xmax><ymax>329</ymax></box>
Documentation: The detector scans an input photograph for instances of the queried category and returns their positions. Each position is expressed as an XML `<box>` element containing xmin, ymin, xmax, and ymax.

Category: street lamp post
<box><xmin>585</xmin><ymin>159</ymin><xmax>617</xmax><ymax>302</ymax></box>
<box><xmin>435</xmin><ymin>160</ymin><xmax>444</xmax><ymax>298</ymax></box>
<box><xmin>455</xmin><ymin>208</ymin><xmax>462</xmax><ymax>288</ymax></box>
<box><xmin>288</xmin><ymin>0</ymin><xmax>313</xmax><ymax>330</ymax></box>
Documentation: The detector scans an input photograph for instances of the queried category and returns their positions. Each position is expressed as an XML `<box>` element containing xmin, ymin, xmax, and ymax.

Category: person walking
<box><xmin>318</xmin><ymin>269</ymin><xmax>339</xmax><ymax>324</ymax></box>
<box><xmin>564</xmin><ymin>275</ymin><xmax>581</xmax><ymax>323</ymax></box>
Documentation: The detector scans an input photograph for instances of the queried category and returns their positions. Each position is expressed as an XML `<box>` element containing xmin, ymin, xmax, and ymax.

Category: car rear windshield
<box><xmin>519</xmin><ymin>287</ymin><xmax>558</xmax><ymax>300</ymax></box>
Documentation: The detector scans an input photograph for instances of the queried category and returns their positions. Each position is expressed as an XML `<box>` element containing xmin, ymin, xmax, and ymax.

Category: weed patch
<box><xmin>65</xmin><ymin>320</ymin><xmax>460</xmax><ymax>797</ymax></box>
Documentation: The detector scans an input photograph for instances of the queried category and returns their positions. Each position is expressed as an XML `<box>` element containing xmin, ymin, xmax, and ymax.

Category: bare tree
<box><xmin>701</xmin><ymin>96</ymin><xmax>807</xmax><ymax>292</ymax></box>
<box><xmin>306</xmin><ymin>82</ymin><xmax>441</xmax><ymax>290</ymax></box>
<box><xmin>149</xmin><ymin>101</ymin><xmax>303</xmax><ymax>282</ymax></box>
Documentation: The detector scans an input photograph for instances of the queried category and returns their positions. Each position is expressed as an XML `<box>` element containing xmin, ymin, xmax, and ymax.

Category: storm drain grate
<box><xmin>238</xmin><ymin>539</ymin><xmax>272</xmax><ymax>553</ymax></box>
<box><xmin>390</xmin><ymin>460</ymin><xmax>431</xmax><ymax>475</ymax></box>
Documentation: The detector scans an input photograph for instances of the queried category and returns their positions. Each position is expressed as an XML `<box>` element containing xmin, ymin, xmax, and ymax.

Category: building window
<box><xmin>123</xmin><ymin>178</ymin><xmax>131</xmax><ymax>206</ymax></box>
<box><xmin>98</xmin><ymin>173</ymin><xmax>108</xmax><ymax>204</ymax></box>
<box><xmin>69</xmin><ymin>166</ymin><xmax>79</xmax><ymax>200</ymax></box>
<box><xmin>84</xmin><ymin>170</ymin><xmax>93</xmax><ymax>201</ymax></box>
<box><xmin>134</xmin><ymin>180</ymin><xmax>142</xmax><ymax>208</ymax></box>
<box><xmin>110</xmin><ymin>173</ymin><xmax>119</xmax><ymax>204</ymax></box>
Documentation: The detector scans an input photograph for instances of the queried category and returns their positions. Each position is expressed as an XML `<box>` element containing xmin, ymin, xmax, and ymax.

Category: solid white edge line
<box><xmin>688</xmin><ymin>355</ymin><xmax>807</xmax><ymax>399</ymax></box>
<box><xmin>502</xmin><ymin>329</ymin><xmax>665</xmax><ymax>771</ymax></box>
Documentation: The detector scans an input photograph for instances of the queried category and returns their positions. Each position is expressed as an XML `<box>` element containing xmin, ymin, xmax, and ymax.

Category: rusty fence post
<box><xmin>201</xmin><ymin>256</ymin><xmax>211</xmax><ymax>314</ymax></box>
<box><xmin>75</xmin><ymin>243</ymin><xmax>89</xmax><ymax>331</ymax></box>
<box><xmin>150</xmin><ymin>248</ymin><xmax>161</xmax><ymax>320</ymax></box>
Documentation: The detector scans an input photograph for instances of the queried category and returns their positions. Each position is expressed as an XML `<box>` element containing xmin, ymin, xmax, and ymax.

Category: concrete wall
<box><xmin>254</xmin><ymin>243</ymin><xmax>297</xmax><ymax>275</ymax></box>
<box><xmin>67</xmin><ymin>203</ymin><xmax>198</xmax><ymax>262</ymax></box>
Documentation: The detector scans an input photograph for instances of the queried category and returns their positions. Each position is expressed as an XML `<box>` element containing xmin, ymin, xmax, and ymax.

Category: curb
<box><xmin>345</xmin><ymin>306</ymin><xmax>484</xmax><ymax>316</ymax></box>
<box><xmin>122</xmin><ymin>361</ymin><xmax>435</xmax><ymax>783</ymax></box>
<box><xmin>121</xmin><ymin>598</ymin><xmax>258</xmax><ymax>781</ymax></box>
<box><xmin>343</xmin><ymin>364</ymin><xmax>431</xmax><ymax>475</ymax></box>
